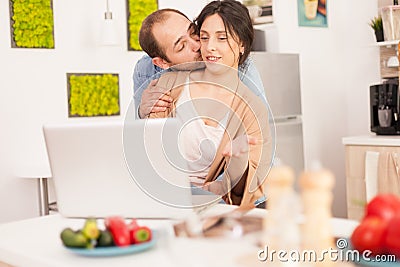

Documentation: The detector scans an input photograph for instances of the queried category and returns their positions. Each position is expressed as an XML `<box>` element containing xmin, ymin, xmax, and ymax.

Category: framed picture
<box><xmin>298</xmin><ymin>0</ymin><xmax>327</xmax><ymax>27</ymax></box>
<box><xmin>9</xmin><ymin>0</ymin><xmax>55</xmax><ymax>48</ymax></box>
<box><xmin>67</xmin><ymin>73</ymin><xmax>120</xmax><ymax>117</ymax></box>
<box><xmin>126</xmin><ymin>0</ymin><xmax>158</xmax><ymax>51</ymax></box>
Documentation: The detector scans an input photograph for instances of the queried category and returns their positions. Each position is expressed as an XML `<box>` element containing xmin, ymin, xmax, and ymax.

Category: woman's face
<box><xmin>199</xmin><ymin>13</ymin><xmax>244</xmax><ymax>70</ymax></box>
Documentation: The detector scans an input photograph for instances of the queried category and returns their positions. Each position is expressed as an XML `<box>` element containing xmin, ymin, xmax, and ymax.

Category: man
<box><xmin>133</xmin><ymin>8</ymin><xmax>267</xmax><ymax>119</ymax></box>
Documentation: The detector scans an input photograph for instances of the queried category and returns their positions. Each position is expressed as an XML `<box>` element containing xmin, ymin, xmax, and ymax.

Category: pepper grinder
<box><xmin>299</xmin><ymin>162</ymin><xmax>335</xmax><ymax>267</ymax></box>
<box><xmin>263</xmin><ymin>160</ymin><xmax>301</xmax><ymax>266</ymax></box>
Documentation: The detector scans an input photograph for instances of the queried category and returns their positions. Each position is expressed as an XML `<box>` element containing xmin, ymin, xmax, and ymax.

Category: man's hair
<box><xmin>194</xmin><ymin>0</ymin><xmax>254</xmax><ymax>66</ymax></box>
<box><xmin>139</xmin><ymin>9</ymin><xmax>190</xmax><ymax>62</ymax></box>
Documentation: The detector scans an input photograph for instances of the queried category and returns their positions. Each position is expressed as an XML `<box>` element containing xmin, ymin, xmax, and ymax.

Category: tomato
<box><xmin>384</xmin><ymin>216</ymin><xmax>400</xmax><ymax>258</ymax></box>
<box><xmin>351</xmin><ymin>216</ymin><xmax>388</xmax><ymax>255</ymax></box>
<box><xmin>365</xmin><ymin>194</ymin><xmax>400</xmax><ymax>222</ymax></box>
<box><xmin>127</xmin><ymin>219</ymin><xmax>152</xmax><ymax>244</ymax></box>
<box><xmin>104</xmin><ymin>216</ymin><xmax>130</xmax><ymax>247</ymax></box>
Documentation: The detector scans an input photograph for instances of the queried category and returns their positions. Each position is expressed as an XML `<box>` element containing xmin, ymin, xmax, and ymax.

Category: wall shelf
<box><xmin>372</xmin><ymin>40</ymin><xmax>400</xmax><ymax>71</ymax></box>
<box><xmin>374</xmin><ymin>40</ymin><xmax>399</xmax><ymax>47</ymax></box>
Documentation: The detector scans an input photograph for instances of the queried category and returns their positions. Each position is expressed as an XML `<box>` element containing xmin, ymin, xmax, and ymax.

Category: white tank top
<box><xmin>176</xmin><ymin>80</ymin><xmax>228</xmax><ymax>184</ymax></box>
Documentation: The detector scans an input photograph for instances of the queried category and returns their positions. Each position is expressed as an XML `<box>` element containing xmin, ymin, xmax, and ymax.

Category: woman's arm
<box><xmin>224</xmin><ymin>94</ymin><xmax>272</xmax><ymax>207</ymax></box>
<box><xmin>239</xmin><ymin>107</ymin><xmax>271</xmax><ymax>206</ymax></box>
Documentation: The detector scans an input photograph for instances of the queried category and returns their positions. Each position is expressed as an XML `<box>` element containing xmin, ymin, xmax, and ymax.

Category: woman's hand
<box><xmin>138</xmin><ymin>79</ymin><xmax>173</xmax><ymax>118</ymax></box>
<box><xmin>202</xmin><ymin>181</ymin><xmax>226</xmax><ymax>195</ymax></box>
<box><xmin>222</xmin><ymin>135</ymin><xmax>257</xmax><ymax>158</ymax></box>
<box><xmin>202</xmin><ymin>136</ymin><xmax>259</xmax><ymax>197</ymax></box>
<box><xmin>221</xmin><ymin>135</ymin><xmax>258</xmax><ymax>190</ymax></box>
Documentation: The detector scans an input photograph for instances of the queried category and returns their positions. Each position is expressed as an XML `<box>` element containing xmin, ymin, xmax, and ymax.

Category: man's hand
<box><xmin>138</xmin><ymin>79</ymin><xmax>173</xmax><ymax>118</ymax></box>
<box><xmin>222</xmin><ymin>135</ymin><xmax>257</xmax><ymax>158</ymax></box>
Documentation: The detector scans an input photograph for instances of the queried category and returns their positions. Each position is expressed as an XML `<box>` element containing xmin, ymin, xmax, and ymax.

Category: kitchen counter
<box><xmin>342</xmin><ymin>134</ymin><xmax>400</xmax><ymax>146</ymax></box>
<box><xmin>342</xmin><ymin>134</ymin><xmax>400</xmax><ymax>220</ymax></box>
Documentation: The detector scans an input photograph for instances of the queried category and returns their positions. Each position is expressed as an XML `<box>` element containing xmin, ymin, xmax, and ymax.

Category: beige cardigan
<box><xmin>148</xmin><ymin>70</ymin><xmax>272</xmax><ymax>208</ymax></box>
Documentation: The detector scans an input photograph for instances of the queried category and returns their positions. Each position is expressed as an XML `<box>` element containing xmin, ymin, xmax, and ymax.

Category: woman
<box><xmin>149</xmin><ymin>0</ymin><xmax>272</xmax><ymax>208</ymax></box>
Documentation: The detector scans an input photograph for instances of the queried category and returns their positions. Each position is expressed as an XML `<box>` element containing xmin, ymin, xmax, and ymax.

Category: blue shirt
<box><xmin>133</xmin><ymin>54</ymin><xmax>268</xmax><ymax>117</ymax></box>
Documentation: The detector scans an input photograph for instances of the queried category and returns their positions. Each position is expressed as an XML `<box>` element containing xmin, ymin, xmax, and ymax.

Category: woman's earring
<box><xmin>240</xmin><ymin>51</ymin><xmax>244</xmax><ymax>55</ymax></box>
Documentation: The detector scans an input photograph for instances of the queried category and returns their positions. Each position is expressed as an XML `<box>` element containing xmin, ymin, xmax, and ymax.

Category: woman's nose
<box><xmin>205</xmin><ymin>37</ymin><xmax>216</xmax><ymax>51</ymax></box>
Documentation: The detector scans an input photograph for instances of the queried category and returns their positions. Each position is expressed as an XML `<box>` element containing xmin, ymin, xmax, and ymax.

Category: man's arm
<box><xmin>133</xmin><ymin>54</ymin><xmax>172</xmax><ymax>119</ymax></box>
<box><xmin>238</xmin><ymin>56</ymin><xmax>268</xmax><ymax>106</ymax></box>
<box><xmin>133</xmin><ymin>55</ymin><xmax>155</xmax><ymax>110</ymax></box>
<box><xmin>133</xmin><ymin>54</ymin><xmax>171</xmax><ymax>118</ymax></box>
<box><xmin>139</xmin><ymin>79</ymin><xmax>173</xmax><ymax>118</ymax></box>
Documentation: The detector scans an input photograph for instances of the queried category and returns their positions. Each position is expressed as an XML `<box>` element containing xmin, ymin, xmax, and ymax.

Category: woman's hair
<box><xmin>194</xmin><ymin>0</ymin><xmax>254</xmax><ymax>65</ymax></box>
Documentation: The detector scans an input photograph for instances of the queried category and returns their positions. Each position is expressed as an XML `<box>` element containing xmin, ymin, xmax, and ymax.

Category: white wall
<box><xmin>0</xmin><ymin>0</ymin><xmax>139</xmax><ymax>223</ymax></box>
<box><xmin>274</xmin><ymin>0</ymin><xmax>381</xmax><ymax>217</ymax></box>
<box><xmin>0</xmin><ymin>0</ymin><xmax>211</xmax><ymax>223</ymax></box>
<box><xmin>0</xmin><ymin>0</ymin><xmax>381</xmax><ymax>222</ymax></box>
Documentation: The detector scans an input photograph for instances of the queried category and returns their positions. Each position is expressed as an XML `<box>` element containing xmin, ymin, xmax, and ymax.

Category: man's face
<box><xmin>152</xmin><ymin>12</ymin><xmax>201</xmax><ymax>69</ymax></box>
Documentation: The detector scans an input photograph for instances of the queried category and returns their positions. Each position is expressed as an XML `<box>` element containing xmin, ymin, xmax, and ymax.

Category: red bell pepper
<box><xmin>128</xmin><ymin>219</ymin><xmax>152</xmax><ymax>244</ymax></box>
<box><xmin>104</xmin><ymin>216</ymin><xmax>130</xmax><ymax>247</ymax></box>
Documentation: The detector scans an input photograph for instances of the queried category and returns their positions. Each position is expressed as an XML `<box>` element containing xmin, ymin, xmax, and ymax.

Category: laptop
<box><xmin>43</xmin><ymin>119</ymin><xmax>220</xmax><ymax>219</ymax></box>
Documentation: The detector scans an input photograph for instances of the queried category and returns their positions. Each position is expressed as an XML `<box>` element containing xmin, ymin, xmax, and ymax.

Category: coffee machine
<box><xmin>370</xmin><ymin>79</ymin><xmax>400</xmax><ymax>135</ymax></box>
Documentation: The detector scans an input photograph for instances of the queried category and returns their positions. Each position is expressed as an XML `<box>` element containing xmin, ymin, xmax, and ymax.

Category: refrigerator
<box><xmin>251</xmin><ymin>52</ymin><xmax>305</xmax><ymax>178</ymax></box>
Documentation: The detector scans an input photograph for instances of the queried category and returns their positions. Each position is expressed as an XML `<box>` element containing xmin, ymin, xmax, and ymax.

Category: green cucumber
<box><xmin>97</xmin><ymin>230</ymin><xmax>114</xmax><ymax>247</ymax></box>
<box><xmin>60</xmin><ymin>228</ymin><xmax>89</xmax><ymax>248</ymax></box>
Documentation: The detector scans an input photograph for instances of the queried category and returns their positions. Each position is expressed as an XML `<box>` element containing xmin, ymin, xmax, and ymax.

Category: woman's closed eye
<box><xmin>200</xmin><ymin>37</ymin><xmax>227</xmax><ymax>42</ymax></box>
<box><xmin>217</xmin><ymin>34</ymin><xmax>227</xmax><ymax>41</ymax></box>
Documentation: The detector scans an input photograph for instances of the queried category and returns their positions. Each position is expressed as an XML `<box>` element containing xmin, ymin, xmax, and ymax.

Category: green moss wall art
<box><xmin>127</xmin><ymin>0</ymin><xmax>158</xmax><ymax>51</ymax></box>
<box><xmin>9</xmin><ymin>0</ymin><xmax>55</xmax><ymax>48</ymax></box>
<box><xmin>67</xmin><ymin>74</ymin><xmax>120</xmax><ymax>117</ymax></box>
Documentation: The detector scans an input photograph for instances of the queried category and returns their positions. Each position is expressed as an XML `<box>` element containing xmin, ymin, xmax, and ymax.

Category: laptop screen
<box><xmin>43</xmin><ymin>120</ymin><xmax>199</xmax><ymax>219</ymax></box>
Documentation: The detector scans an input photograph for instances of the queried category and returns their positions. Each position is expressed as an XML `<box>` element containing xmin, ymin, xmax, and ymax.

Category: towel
<box><xmin>378</xmin><ymin>151</ymin><xmax>400</xmax><ymax>195</ymax></box>
<box><xmin>365</xmin><ymin>151</ymin><xmax>380</xmax><ymax>202</ymax></box>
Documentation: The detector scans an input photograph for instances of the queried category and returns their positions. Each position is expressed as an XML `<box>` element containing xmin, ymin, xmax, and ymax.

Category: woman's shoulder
<box><xmin>236</xmin><ymin>81</ymin><xmax>263</xmax><ymax>103</ymax></box>
<box><xmin>235</xmin><ymin>81</ymin><xmax>268</xmax><ymax>116</ymax></box>
<box><xmin>158</xmin><ymin>70</ymin><xmax>190</xmax><ymax>90</ymax></box>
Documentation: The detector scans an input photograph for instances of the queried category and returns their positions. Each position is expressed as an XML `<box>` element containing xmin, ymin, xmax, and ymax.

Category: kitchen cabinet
<box><xmin>342</xmin><ymin>135</ymin><xmax>400</xmax><ymax>221</ymax></box>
